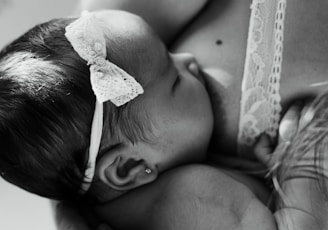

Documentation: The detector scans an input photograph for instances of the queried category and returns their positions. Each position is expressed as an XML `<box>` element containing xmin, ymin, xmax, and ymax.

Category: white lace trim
<box><xmin>238</xmin><ymin>0</ymin><xmax>287</xmax><ymax>154</ymax></box>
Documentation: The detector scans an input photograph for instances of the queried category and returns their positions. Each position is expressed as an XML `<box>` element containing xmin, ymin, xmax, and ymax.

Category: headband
<box><xmin>65</xmin><ymin>11</ymin><xmax>144</xmax><ymax>193</ymax></box>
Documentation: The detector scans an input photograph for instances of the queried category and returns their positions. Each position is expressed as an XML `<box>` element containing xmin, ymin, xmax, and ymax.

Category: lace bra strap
<box><xmin>238</xmin><ymin>0</ymin><xmax>287</xmax><ymax>155</ymax></box>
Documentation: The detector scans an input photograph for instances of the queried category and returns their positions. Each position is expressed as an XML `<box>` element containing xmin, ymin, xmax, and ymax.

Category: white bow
<box><xmin>65</xmin><ymin>11</ymin><xmax>144</xmax><ymax>106</ymax></box>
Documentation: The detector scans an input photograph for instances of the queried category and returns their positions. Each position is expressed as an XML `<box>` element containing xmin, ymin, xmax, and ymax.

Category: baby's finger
<box><xmin>278</xmin><ymin>102</ymin><xmax>302</xmax><ymax>143</ymax></box>
<box><xmin>298</xmin><ymin>101</ymin><xmax>315</xmax><ymax>131</ymax></box>
<box><xmin>253</xmin><ymin>134</ymin><xmax>274</xmax><ymax>167</ymax></box>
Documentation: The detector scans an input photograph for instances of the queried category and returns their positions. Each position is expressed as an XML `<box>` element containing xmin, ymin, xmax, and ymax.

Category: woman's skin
<box><xmin>172</xmin><ymin>0</ymin><xmax>328</xmax><ymax>154</ymax></box>
<box><xmin>55</xmin><ymin>0</ymin><xmax>328</xmax><ymax>229</ymax></box>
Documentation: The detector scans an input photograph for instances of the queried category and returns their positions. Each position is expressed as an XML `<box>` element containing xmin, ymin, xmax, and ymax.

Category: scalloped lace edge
<box><xmin>238</xmin><ymin>0</ymin><xmax>287</xmax><ymax>154</ymax></box>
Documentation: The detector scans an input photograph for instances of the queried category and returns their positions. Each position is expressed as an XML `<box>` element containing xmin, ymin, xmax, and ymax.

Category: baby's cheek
<box><xmin>201</xmin><ymin>70</ymin><xmax>226</xmax><ymax>118</ymax></box>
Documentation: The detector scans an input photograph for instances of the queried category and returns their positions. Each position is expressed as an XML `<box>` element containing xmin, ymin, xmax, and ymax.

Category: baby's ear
<box><xmin>95</xmin><ymin>144</ymin><xmax>158</xmax><ymax>191</ymax></box>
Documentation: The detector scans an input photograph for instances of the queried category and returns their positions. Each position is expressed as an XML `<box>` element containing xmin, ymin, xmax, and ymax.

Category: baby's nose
<box><xmin>182</xmin><ymin>54</ymin><xmax>203</xmax><ymax>84</ymax></box>
<box><xmin>188</xmin><ymin>61</ymin><xmax>200</xmax><ymax>77</ymax></box>
<box><xmin>178</xmin><ymin>53</ymin><xmax>200</xmax><ymax>75</ymax></box>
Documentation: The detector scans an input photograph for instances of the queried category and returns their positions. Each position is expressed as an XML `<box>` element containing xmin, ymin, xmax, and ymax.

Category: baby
<box><xmin>0</xmin><ymin>9</ymin><xmax>327</xmax><ymax>230</ymax></box>
<box><xmin>0</xmin><ymin>9</ymin><xmax>213</xmax><ymax>200</ymax></box>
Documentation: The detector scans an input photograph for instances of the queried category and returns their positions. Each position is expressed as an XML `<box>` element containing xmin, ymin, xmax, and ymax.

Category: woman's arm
<box><xmin>77</xmin><ymin>0</ymin><xmax>209</xmax><ymax>44</ymax></box>
<box><xmin>93</xmin><ymin>164</ymin><xmax>275</xmax><ymax>230</ymax></box>
<box><xmin>147</xmin><ymin>165</ymin><xmax>275</xmax><ymax>230</ymax></box>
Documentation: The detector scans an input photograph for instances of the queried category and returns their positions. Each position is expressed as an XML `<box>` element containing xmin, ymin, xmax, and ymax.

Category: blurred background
<box><xmin>0</xmin><ymin>1</ymin><xmax>78</xmax><ymax>229</ymax></box>
<box><xmin>0</xmin><ymin>0</ymin><xmax>78</xmax><ymax>48</ymax></box>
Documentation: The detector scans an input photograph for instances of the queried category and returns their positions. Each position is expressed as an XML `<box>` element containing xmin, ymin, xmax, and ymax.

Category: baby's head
<box><xmin>0</xmin><ymin>10</ymin><xmax>213</xmax><ymax>201</ymax></box>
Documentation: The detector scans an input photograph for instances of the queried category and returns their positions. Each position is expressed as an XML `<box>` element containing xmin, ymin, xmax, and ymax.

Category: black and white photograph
<box><xmin>1</xmin><ymin>0</ymin><xmax>328</xmax><ymax>229</ymax></box>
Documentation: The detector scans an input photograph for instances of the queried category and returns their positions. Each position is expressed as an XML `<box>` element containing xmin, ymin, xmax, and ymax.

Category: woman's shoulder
<box><xmin>79</xmin><ymin>0</ymin><xmax>209</xmax><ymax>44</ymax></box>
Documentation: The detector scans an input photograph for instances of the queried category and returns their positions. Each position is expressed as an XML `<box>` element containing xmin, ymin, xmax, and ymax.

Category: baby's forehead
<box><xmin>96</xmin><ymin>10</ymin><xmax>162</xmax><ymax>50</ymax></box>
<box><xmin>96</xmin><ymin>10</ymin><xmax>169</xmax><ymax>83</ymax></box>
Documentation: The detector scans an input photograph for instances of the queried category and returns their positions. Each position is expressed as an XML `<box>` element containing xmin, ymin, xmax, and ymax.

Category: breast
<box><xmin>171</xmin><ymin>0</ymin><xmax>252</xmax><ymax>154</ymax></box>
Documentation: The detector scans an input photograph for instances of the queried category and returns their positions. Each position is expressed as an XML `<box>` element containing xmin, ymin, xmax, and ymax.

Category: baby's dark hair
<box><xmin>0</xmin><ymin>18</ymin><xmax>150</xmax><ymax>200</ymax></box>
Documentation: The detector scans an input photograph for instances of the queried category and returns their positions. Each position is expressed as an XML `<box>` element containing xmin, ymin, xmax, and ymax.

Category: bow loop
<box><xmin>65</xmin><ymin>11</ymin><xmax>143</xmax><ymax>106</ymax></box>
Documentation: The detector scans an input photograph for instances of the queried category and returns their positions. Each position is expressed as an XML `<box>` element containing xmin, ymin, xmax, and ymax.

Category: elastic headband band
<box><xmin>81</xmin><ymin>101</ymin><xmax>103</xmax><ymax>192</ymax></box>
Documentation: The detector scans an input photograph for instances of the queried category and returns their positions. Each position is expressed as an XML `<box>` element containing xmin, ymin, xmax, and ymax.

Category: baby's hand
<box><xmin>253</xmin><ymin>101</ymin><xmax>314</xmax><ymax>169</ymax></box>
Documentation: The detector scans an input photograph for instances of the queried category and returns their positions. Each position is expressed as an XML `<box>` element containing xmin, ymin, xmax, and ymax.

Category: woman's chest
<box><xmin>173</xmin><ymin>0</ymin><xmax>328</xmax><ymax>103</ymax></box>
<box><xmin>172</xmin><ymin>0</ymin><xmax>251</xmax><ymax>84</ymax></box>
<box><xmin>171</xmin><ymin>0</ymin><xmax>252</xmax><ymax>152</ymax></box>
